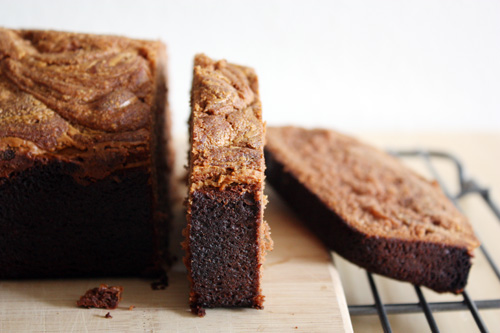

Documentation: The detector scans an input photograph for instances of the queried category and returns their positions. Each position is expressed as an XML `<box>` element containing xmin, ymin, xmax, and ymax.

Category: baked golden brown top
<box><xmin>0</xmin><ymin>28</ymin><xmax>165</xmax><ymax>179</ymax></box>
<box><xmin>189</xmin><ymin>54</ymin><xmax>264</xmax><ymax>190</ymax></box>
<box><xmin>266</xmin><ymin>126</ymin><xmax>480</xmax><ymax>252</ymax></box>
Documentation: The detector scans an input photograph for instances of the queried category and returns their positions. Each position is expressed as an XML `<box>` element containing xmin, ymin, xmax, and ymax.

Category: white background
<box><xmin>2</xmin><ymin>0</ymin><xmax>500</xmax><ymax>136</ymax></box>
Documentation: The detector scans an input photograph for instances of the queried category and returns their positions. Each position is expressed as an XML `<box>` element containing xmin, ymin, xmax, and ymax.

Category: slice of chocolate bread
<box><xmin>265</xmin><ymin>126</ymin><xmax>479</xmax><ymax>293</ymax></box>
<box><xmin>184</xmin><ymin>54</ymin><xmax>272</xmax><ymax>316</ymax></box>
<box><xmin>0</xmin><ymin>28</ymin><xmax>173</xmax><ymax>278</ymax></box>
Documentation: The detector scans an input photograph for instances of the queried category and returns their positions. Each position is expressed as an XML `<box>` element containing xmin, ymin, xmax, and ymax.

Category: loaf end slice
<box><xmin>265</xmin><ymin>126</ymin><xmax>479</xmax><ymax>293</ymax></box>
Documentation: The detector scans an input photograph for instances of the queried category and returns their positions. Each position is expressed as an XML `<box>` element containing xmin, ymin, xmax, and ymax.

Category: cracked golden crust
<box><xmin>266</xmin><ymin>126</ymin><xmax>480</xmax><ymax>252</ymax></box>
<box><xmin>189</xmin><ymin>54</ymin><xmax>264</xmax><ymax>190</ymax></box>
<box><xmin>0</xmin><ymin>28</ymin><xmax>165</xmax><ymax>179</ymax></box>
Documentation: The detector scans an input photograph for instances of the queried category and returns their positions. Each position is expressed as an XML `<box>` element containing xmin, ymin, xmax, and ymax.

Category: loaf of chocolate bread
<box><xmin>183</xmin><ymin>54</ymin><xmax>272</xmax><ymax>316</ymax></box>
<box><xmin>265</xmin><ymin>126</ymin><xmax>479</xmax><ymax>293</ymax></box>
<box><xmin>0</xmin><ymin>28</ymin><xmax>173</xmax><ymax>278</ymax></box>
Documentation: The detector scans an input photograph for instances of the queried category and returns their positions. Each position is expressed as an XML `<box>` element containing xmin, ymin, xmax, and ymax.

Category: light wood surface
<box><xmin>0</xmin><ymin>192</ymin><xmax>351</xmax><ymax>332</ymax></box>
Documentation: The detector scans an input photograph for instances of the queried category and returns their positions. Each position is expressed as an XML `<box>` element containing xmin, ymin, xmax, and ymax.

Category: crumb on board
<box><xmin>190</xmin><ymin>304</ymin><xmax>206</xmax><ymax>317</ymax></box>
<box><xmin>129</xmin><ymin>305</ymin><xmax>135</xmax><ymax>311</ymax></box>
<box><xmin>76</xmin><ymin>284</ymin><xmax>123</xmax><ymax>309</ymax></box>
<box><xmin>105</xmin><ymin>312</ymin><xmax>112</xmax><ymax>319</ymax></box>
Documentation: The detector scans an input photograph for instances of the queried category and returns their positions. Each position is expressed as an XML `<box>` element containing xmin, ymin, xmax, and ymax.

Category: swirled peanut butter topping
<box><xmin>0</xmin><ymin>28</ymin><xmax>164</xmax><ymax>179</ymax></box>
<box><xmin>189</xmin><ymin>54</ymin><xmax>265</xmax><ymax>189</ymax></box>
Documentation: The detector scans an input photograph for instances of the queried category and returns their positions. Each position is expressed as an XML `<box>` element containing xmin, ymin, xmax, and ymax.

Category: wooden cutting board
<box><xmin>0</xmin><ymin>137</ymin><xmax>353</xmax><ymax>333</ymax></box>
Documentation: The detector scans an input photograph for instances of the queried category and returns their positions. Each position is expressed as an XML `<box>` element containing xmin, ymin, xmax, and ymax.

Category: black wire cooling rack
<box><xmin>342</xmin><ymin>150</ymin><xmax>500</xmax><ymax>333</ymax></box>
